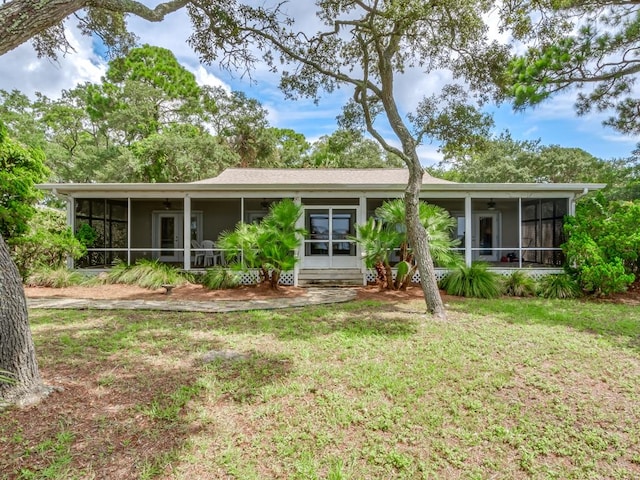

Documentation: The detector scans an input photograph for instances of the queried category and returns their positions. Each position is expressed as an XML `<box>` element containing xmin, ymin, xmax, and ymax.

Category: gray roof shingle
<box><xmin>192</xmin><ymin>168</ymin><xmax>454</xmax><ymax>185</ymax></box>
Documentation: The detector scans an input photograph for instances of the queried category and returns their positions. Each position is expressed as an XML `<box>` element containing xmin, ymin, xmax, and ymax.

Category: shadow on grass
<box><xmin>7</xmin><ymin>313</ymin><xmax>301</xmax><ymax>478</ymax></box>
<box><xmin>206</xmin><ymin>302</ymin><xmax>419</xmax><ymax>340</ymax></box>
<box><xmin>1</xmin><ymin>361</ymin><xmax>207</xmax><ymax>479</ymax></box>
<box><xmin>203</xmin><ymin>351</ymin><xmax>294</xmax><ymax>403</ymax></box>
<box><xmin>449</xmin><ymin>297</ymin><xmax>640</xmax><ymax>352</ymax></box>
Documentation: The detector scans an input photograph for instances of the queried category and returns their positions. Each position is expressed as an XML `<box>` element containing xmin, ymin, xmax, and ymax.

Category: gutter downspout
<box><xmin>570</xmin><ymin>188</ymin><xmax>589</xmax><ymax>216</ymax></box>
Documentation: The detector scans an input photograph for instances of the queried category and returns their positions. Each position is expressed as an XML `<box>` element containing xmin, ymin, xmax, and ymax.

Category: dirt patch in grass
<box><xmin>1</xmin><ymin>354</ymin><xmax>203</xmax><ymax>479</ymax></box>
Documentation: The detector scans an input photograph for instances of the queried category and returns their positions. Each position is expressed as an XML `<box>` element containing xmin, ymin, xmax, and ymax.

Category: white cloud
<box><xmin>0</xmin><ymin>25</ymin><xmax>106</xmax><ymax>99</ymax></box>
<box><xmin>192</xmin><ymin>65</ymin><xmax>230</xmax><ymax>91</ymax></box>
<box><xmin>417</xmin><ymin>144</ymin><xmax>444</xmax><ymax>167</ymax></box>
<box><xmin>601</xmin><ymin>134</ymin><xmax>640</xmax><ymax>144</ymax></box>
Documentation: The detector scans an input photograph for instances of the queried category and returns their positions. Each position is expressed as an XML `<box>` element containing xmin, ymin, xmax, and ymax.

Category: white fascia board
<box><xmin>38</xmin><ymin>182</ymin><xmax>607</xmax><ymax>197</ymax></box>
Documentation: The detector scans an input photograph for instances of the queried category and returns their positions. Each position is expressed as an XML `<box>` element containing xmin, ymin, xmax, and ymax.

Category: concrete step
<box><xmin>298</xmin><ymin>269</ymin><xmax>364</xmax><ymax>286</ymax></box>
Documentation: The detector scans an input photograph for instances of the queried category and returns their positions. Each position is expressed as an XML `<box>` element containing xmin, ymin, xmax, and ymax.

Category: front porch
<box><xmin>68</xmin><ymin>193</ymin><xmax>570</xmax><ymax>285</ymax></box>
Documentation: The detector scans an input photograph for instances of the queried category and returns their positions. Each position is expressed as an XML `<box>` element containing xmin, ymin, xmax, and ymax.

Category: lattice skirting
<box><xmin>365</xmin><ymin>268</ymin><xmax>562</xmax><ymax>284</ymax></box>
<box><xmin>239</xmin><ymin>270</ymin><xmax>295</xmax><ymax>286</ymax></box>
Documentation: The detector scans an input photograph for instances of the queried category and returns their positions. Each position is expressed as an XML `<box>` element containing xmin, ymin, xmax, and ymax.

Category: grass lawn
<box><xmin>2</xmin><ymin>297</ymin><xmax>640</xmax><ymax>479</ymax></box>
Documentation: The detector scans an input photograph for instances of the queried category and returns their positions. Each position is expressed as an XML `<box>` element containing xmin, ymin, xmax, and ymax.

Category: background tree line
<box><xmin>0</xmin><ymin>45</ymin><xmax>402</xmax><ymax>184</ymax></box>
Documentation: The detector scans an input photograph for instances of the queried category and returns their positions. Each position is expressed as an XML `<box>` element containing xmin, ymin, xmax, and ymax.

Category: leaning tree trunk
<box><xmin>0</xmin><ymin>234</ymin><xmax>49</xmax><ymax>407</ymax></box>
<box><xmin>405</xmin><ymin>164</ymin><xmax>447</xmax><ymax>319</ymax></box>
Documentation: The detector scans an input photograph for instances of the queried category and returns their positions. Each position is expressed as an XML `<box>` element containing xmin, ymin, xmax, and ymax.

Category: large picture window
<box><xmin>75</xmin><ymin>199</ymin><xmax>128</xmax><ymax>267</ymax></box>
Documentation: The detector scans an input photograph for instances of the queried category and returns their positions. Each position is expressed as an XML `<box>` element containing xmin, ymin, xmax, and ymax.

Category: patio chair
<box><xmin>191</xmin><ymin>239</ymin><xmax>204</xmax><ymax>266</ymax></box>
<box><xmin>201</xmin><ymin>239</ymin><xmax>220</xmax><ymax>267</ymax></box>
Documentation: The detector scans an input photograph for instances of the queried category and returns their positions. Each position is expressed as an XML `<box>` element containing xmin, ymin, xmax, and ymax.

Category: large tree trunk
<box><xmin>0</xmin><ymin>0</ymin><xmax>190</xmax><ymax>57</ymax></box>
<box><xmin>404</xmin><ymin>163</ymin><xmax>447</xmax><ymax>319</ymax></box>
<box><xmin>0</xmin><ymin>234</ymin><xmax>49</xmax><ymax>407</ymax></box>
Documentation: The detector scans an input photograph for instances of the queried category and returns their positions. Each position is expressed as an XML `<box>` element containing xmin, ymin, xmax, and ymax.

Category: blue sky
<box><xmin>0</xmin><ymin>6</ymin><xmax>637</xmax><ymax>166</ymax></box>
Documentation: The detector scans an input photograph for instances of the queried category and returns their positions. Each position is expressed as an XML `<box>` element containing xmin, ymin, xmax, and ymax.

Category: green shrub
<box><xmin>9</xmin><ymin>207</ymin><xmax>86</xmax><ymax>278</ymax></box>
<box><xmin>202</xmin><ymin>266</ymin><xmax>241</xmax><ymax>290</ymax></box>
<box><xmin>75</xmin><ymin>223</ymin><xmax>97</xmax><ymax>247</ymax></box>
<box><xmin>579</xmin><ymin>259</ymin><xmax>635</xmax><ymax>296</ymax></box>
<box><xmin>440</xmin><ymin>263</ymin><xmax>502</xmax><ymax>298</ymax></box>
<box><xmin>538</xmin><ymin>273</ymin><xmax>582</xmax><ymax>299</ymax></box>
<box><xmin>106</xmin><ymin>259</ymin><xmax>188</xmax><ymax>289</ymax></box>
<box><xmin>26</xmin><ymin>266</ymin><xmax>88</xmax><ymax>288</ymax></box>
<box><xmin>503</xmin><ymin>271</ymin><xmax>537</xmax><ymax>297</ymax></box>
<box><xmin>563</xmin><ymin>194</ymin><xmax>639</xmax><ymax>295</ymax></box>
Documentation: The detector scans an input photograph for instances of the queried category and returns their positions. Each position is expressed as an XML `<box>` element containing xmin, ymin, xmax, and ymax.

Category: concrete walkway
<box><xmin>27</xmin><ymin>287</ymin><xmax>358</xmax><ymax>313</ymax></box>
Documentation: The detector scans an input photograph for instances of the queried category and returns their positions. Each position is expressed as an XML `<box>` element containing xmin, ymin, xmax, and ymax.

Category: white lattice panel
<box><xmin>239</xmin><ymin>269</ymin><xmax>294</xmax><ymax>285</ymax></box>
<box><xmin>367</xmin><ymin>267</ymin><xmax>561</xmax><ymax>284</ymax></box>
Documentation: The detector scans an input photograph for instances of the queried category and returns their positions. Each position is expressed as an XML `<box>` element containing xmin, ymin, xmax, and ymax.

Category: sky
<box><xmin>0</xmin><ymin>4</ymin><xmax>638</xmax><ymax>167</ymax></box>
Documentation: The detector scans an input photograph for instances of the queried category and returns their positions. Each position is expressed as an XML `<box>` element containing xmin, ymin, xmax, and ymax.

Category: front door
<box><xmin>303</xmin><ymin>207</ymin><xmax>358</xmax><ymax>268</ymax></box>
<box><xmin>474</xmin><ymin>212</ymin><xmax>499</xmax><ymax>261</ymax></box>
<box><xmin>154</xmin><ymin>213</ymin><xmax>184</xmax><ymax>262</ymax></box>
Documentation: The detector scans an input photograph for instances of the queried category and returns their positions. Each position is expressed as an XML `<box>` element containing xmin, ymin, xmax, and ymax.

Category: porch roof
<box><xmin>39</xmin><ymin>167</ymin><xmax>606</xmax><ymax>196</ymax></box>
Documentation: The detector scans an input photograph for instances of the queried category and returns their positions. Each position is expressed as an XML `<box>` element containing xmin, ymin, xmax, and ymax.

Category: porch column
<box><xmin>464</xmin><ymin>195</ymin><xmax>472</xmax><ymax>267</ymax></box>
<box><xmin>518</xmin><ymin>197</ymin><xmax>522</xmax><ymax>268</ymax></box>
<box><xmin>183</xmin><ymin>195</ymin><xmax>191</xmax><ymax>270</ymax></box>
<box><xmin>294</xmin><ymin>196</ymin><xmax>302</xmax><ymax>287</ymax></box>
<box><xmin>127</xmin><ymin>197</ymin><xmax>131</xmax><ymax>266</ymax></box>
<box><xmin>359</xmin><ymin>196</ymin><xmax>367</xmax><ymax>285</ymax></box>
<box><xmin>66</xmin><ymin>197</ymin><xmax>74</xmax><ymax>269</ymax></box>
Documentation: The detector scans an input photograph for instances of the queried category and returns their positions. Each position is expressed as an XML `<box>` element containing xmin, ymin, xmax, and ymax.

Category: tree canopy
<box><xmin>0</xmin><ymin>121</ymin><xmax>48</xmax><ymax>240</ymax></box>
<box><xmin>505</xmin><ymin>1</ymin><xmax>640</xmax><ymax>135</ymax></box>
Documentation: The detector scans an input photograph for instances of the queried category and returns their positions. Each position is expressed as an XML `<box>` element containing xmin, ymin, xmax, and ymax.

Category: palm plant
<box><xmin>202</xmin><ymin>266</ymin><xmax>241</xmax><ymax>290</ymax></box>
<box><xmin>105</xmin><ymin>259</ymin><xmax>188</xmax><ymax>289</ymax></box>
<box><xmin>218</xmin><ymin>199</ymin><xmax>305</xmax><ymax>289</ymax></box>
<box><xmin>355</xmin><ymin>198</ymin><xmax>461</xmax><ymax>290</ymax></box>
<box><xmin>503</xmin><ymin>271</ymin><xmax>537</xmax><ymax>297</ymax></box>
<box><xmin>538</xmin><ymin>273</ymin><xmax>582</xmax><ymax>299</ymax></box>
<box><xmin>440</xmin><ymin>262</ymin><xmax>503</xmax><ymax>298</ymax></box>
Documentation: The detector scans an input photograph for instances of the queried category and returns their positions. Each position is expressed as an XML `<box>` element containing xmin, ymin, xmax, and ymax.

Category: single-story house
<box><xmin>40</xmin><ymin>168</ymin><xmax>605</xmax><ymax>285</ymax></box>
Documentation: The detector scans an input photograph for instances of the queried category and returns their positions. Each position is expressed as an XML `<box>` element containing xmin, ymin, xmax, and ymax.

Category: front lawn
<box><xmin>2</xmin><ymin>298</ymin><xmax>640</xmax><ymax>479</ymax></box>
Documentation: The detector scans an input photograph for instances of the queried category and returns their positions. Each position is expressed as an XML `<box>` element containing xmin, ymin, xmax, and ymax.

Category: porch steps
<box><xmin>298</xmin><ymin>269</ymin><xmax>364</xmax><ymax>287</ymax></box>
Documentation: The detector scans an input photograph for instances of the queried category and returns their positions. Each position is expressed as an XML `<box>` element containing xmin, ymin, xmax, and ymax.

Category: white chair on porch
<box><xmin>201</xmin><ymin>239</ymin><xmax>220</xmax><ymax>267</ymax></box>
<box><xmin>192</xmin><ymin>240</ymin><xmax>205</xmax><ymax>266</ymax></box>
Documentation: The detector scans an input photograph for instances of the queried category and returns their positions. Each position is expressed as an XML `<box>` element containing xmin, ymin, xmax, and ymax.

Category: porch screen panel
<box><xmin>521</xmin><ymin>199</ymin><xmax>567</xmax><ymax>266</ymax></box>
<box><xmin>76</xmin><ymin>199</ymin><xmax>128</xmax><ymax>267</ymax></box>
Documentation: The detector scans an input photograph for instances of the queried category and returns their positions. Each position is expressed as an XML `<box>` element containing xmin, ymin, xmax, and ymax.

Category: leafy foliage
<box><xmin>217</xmin><ymin>199</ymin><xmax>305</xmax><ymax>289</ymax></box>
<box><xmin>0</xmin><ymin>120</ymin><xmax>49</xmax><ymax>240</ymax></box>
<box><xmin>10</xmin><ymin>207</ymin><xmax>85</xmax><ymax>278</ymax></box>
<box><xmin>74</xmin><ymin>223</ymin><xmax>97</xmax><ymax>248</ymax></box>
<box><xmin>537</xmin><ymin>273</ymin><xmax>582</xmax><ymax>300</ymax></box>
<box><xmin>504</xmin><ymin>2</ymin><xmax>640</xmax><ymax>135</ymax></box>
<box><xmin>440</xmin><ymin>263</ymin><xmax>503</xmax><ymax>299</ymax></box>
<box><xmin>305</xmin><ymin>129</ymin><xmax>403</xmax><ymax>168</ymax></box>
<box><xmin>564</xmin><ymin>194</ymin><xmax>639</xmax><ymax>295</ymax></box>
<box><xmin>105</xmin><ymin>259</ymin><xmax>188</xmax><ymax>290</ymax></box>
